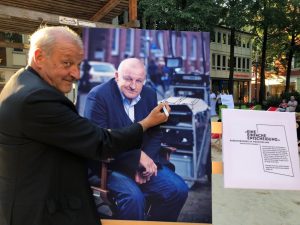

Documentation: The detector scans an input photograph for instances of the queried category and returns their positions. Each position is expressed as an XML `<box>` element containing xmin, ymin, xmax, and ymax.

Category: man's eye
<box><xmin>64</xmin><ymin>62</ymin><xmax>72</xmax><ymax>67</ymax></box>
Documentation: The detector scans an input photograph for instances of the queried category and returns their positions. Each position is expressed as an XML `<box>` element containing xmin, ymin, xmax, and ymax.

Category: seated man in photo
<box><xmin>84</xmin><ymin>58</ymin><xmax>188</xmax><ymax>221</ymax></box>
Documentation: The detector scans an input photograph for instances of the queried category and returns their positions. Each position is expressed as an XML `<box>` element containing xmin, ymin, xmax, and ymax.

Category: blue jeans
<box><xmin>107</xmin><ymin>166</ymin><xmax>188</xmax><ymax>221</ymax></box>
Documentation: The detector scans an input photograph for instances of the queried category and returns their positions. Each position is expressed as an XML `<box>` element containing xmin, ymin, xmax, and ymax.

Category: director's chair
<box><xmin>211</xmin><ymin>121</ymin><xmax>222</xmax><ymax>151</ymax></box>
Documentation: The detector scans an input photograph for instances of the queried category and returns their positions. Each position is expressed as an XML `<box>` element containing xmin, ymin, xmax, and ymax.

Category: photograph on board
<box><xmin>75</xmin><ymin>27</ymin><xmax>212</xmax><ymax>223</ymax></box>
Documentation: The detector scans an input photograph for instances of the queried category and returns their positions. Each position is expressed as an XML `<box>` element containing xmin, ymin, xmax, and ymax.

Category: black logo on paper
<box><xmin>245</xmin><ymin>130</ymin><xmax>280</xmax><ymax>142</ymax></box>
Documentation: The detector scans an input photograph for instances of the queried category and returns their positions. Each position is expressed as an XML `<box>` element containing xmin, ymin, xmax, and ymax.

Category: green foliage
<box><xmin>263</xmin><ymin>0</ymin><xmax>300</xmax><ymax>72</ymax></box>
<box><xmin>281</xmin><ymin>90</ymin><xmax>300</xmax><ymax>101</ymax></box>
<box><xmin>264</xmin><ymin>95</ymin><xmax>281</xmax><ymax>110</ymax></box>
<box><xmin>251</xmin><ymin>0</ymin><xmax>300</xmax><ymax>93</ymax></box>
<box><xmin>218</xmin><ymin>0</ymin><xmax>254</xmax><ymax>30</ymax></box>
<box><xmin>138</xmin><ymin>0</ymin><xmax>221</xmax><ymax>32</ymax></box>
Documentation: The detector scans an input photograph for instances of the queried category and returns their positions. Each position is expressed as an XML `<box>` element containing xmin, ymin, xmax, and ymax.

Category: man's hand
<box><xmin>139</xmin><ymin>151</ymin><xmax>157</xmax><ymax>178</ymax></box>
<box><xmin>135</xmin><ymin>151</ymin><xmax>156</xmax><ymax>184</ymax></box>
<box><xmin>138</xmin><ymin>102</ymin><xmax>171</xmax><ymax>131</ymax></box>
<box><xmin>134</xmin><ymin>172</ymin><xmax>148</xmax><ymax>184</ymax></box>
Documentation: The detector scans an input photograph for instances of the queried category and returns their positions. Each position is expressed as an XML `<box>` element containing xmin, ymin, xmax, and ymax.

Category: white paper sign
<box><xmin>59</xmin><ymin>16</ymin><xmax>78</xmax><ymax>26</ymax></box>
<box><xmin>78</xmin><ymin>20</ymin><xmax>97</xmax><ymax>28</ymax></box>
<box><xmin>220</xmin><ymin>94</ymin><xmax>234</xmax><ymax>109</ymax></box>
<box><xmin>222</xmin><ymin>109</ymin><xmax>300</xmax><ymax>190</ymax></box>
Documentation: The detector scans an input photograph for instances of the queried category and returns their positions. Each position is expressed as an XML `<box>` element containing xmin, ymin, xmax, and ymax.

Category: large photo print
<box><xmin>76</xmin><ymin>27</ymin><xmax>212</xmax><ymax>223</ymax></box>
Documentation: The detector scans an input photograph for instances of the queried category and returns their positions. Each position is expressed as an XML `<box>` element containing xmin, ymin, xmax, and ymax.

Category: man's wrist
<box><xmin>138</xmin><ymin>119</ymin><xmax>149</xmax><ymax>132</ymax></box>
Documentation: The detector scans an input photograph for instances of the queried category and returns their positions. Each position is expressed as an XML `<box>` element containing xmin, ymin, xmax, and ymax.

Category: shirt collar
<box><xmin>118</xmin><ymin>87</ymin><xmax>141</xmax><ymax>107</ymax></box>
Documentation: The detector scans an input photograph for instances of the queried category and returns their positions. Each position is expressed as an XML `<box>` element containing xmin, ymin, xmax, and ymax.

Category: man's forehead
<box><xmin>122</xmin><ymin>72</ymin><xmax>145</xmax><ymax>78</ymax></box>
<box><xmin>121</xmin><ymin>67</ymin><xmax>145</xmax><ymax>76</ymax></box>
<box><xmin>53</xmin><ymin>43</ymin><xmax>83</xmax><ymax>57</ymax></box>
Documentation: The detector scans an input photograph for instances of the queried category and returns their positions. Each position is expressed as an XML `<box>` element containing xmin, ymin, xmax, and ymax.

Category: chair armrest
<box><xmin>90</xmin><ymin>186</ymin><xmax>112</xmax><ymax>205</ymax></box>
<box><xmin>160</xmin><ymin>145</ymin><xmax>176</xmax><ymax>161</ymax></box>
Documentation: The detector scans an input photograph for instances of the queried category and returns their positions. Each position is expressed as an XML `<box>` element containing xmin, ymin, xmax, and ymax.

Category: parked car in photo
<box><xmin>88</xmin><ymin>61</ymin><xmax>116</xmax><ymax>84</ymax></box>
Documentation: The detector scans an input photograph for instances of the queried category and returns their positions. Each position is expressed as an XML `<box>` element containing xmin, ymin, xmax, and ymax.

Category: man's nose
<box><xmin>129</xmin><ymin>81</ymin><xmax>136</xmax><ymax>89</ymax></box>
<box><xmin>70</xmin><ymin>65</ymin><xmax>80</xmax><ymax>80</ymax></box>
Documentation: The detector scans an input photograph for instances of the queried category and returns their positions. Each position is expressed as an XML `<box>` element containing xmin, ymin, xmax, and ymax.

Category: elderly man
<box><xmin>0</xmin><ymin>26</ymin><xmax>169</xmax><ymax>225</ymax></box>
<box><xmin>84</xmin><ymin>58</ymin><xmax>188</xmax><ymax>221</ymax></box>
<box><xmin>286</xmin><ymin>95</ymin><xmax>298</xmax><ymax>112</ymax></box>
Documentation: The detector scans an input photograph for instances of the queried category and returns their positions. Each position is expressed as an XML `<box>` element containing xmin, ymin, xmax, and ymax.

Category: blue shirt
<box><xmin>119</xmin><ymin>89</ymin><xmax>141</xmax><ymax>122</ymax></box>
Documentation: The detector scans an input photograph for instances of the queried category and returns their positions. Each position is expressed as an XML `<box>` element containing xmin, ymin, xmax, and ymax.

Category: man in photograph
<box><xmin>84</xmin><ymin>57</ymin><xmax>188</xmax><ymax>221</ymax></box>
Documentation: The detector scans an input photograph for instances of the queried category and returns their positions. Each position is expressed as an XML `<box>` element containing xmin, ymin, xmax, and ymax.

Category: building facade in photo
<box><xmin>84</xmin><ymin>28</ymin><xmax>210</xmax><ymax>78</ymax></box>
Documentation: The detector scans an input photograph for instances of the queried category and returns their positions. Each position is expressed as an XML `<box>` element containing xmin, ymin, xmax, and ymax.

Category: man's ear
<box><xmin>115</xmin><ymin>71</ymin><xmax>119</xmax><ymax>81</ymax></box>
<box><xmin>33</xmin><ymin>48</ymin><xmax>44</xmax><ymax>67</ymax></box>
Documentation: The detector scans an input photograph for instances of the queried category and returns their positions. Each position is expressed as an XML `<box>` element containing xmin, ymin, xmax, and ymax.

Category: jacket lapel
<box><xmin>110</xmin><ymin>79</ymin><xmax>133</xmax><ymax>125</ymax></box>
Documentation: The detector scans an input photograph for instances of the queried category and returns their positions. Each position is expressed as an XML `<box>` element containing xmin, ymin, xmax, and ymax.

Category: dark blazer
<box><xmin>0</xmin><ymin>67</ymin><xmax>143</xmax><ymax>225</ymax></box>
<box><xmin>84</xmin><ymin>78</ymin><xmax>166</xmax><ymax>178</ymax></box>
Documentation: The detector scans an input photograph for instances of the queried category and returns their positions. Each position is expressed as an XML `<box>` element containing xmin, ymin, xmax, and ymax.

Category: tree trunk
<box><xmin>259</xmin><ymin>25</ymin><xmax>268</xmax><ymax>105</ymax></box>
<box><xmin>228</xmin><ymin>28</ymin><xmax>235</xmax><ymax>94</ymax></box>
<box><xmin>285</xmin><ymin>32</ymin><xmax>295</xmax><ymax>93</ymax></box>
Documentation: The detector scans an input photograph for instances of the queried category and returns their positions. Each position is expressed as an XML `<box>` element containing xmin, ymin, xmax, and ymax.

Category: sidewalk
<box><xmin>178</xmin><ymin>181</ymin><xmax>212</xmax><ymax>223</ymax></box>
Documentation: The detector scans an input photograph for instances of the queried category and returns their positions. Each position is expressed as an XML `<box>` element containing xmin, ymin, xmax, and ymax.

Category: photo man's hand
<box><xmin>134</xmin><ymin>172</ymin><xmax>147</xmax><ymax>184</ymax></box>
<box><xmin>139</xmin><ymin>151</ymin><xmax>157</xmax><ymax>179</ymax></box>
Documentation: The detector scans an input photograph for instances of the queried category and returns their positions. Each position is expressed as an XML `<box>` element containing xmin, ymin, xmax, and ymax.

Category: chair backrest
<box><xmin>252</xmin><ymin>104</ymin><xmax>262</xmax><ymax>110</ymax></box>
<box><xmin>211</xmin><ymin>122</ymin><xmax>223</xmax><ymax>150</ymax></box>
<box><xmin>267</xmin><ymin>106</ymin><xmax>278</xmax><ymax>111</ymax></box>
<box><xmin>211</xmin><ymin>121</ymin><xmax>222</xmax><ymax>134</ymax></box>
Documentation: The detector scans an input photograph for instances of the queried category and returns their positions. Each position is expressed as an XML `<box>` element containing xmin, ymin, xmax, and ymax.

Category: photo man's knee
<box><xmin>122</xmin><ymin>189</ymin><xmax>145</xmax><ymax>207</ymax></box>
<box><xmin>176</xmin><ymin>181</ymin><xmax>189</xmax><ymax>202</ymax></box>
<box><xmin>164</xmin><ymin>180</ymin><xmax>189</xmax><ymax>203</ymax></box>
